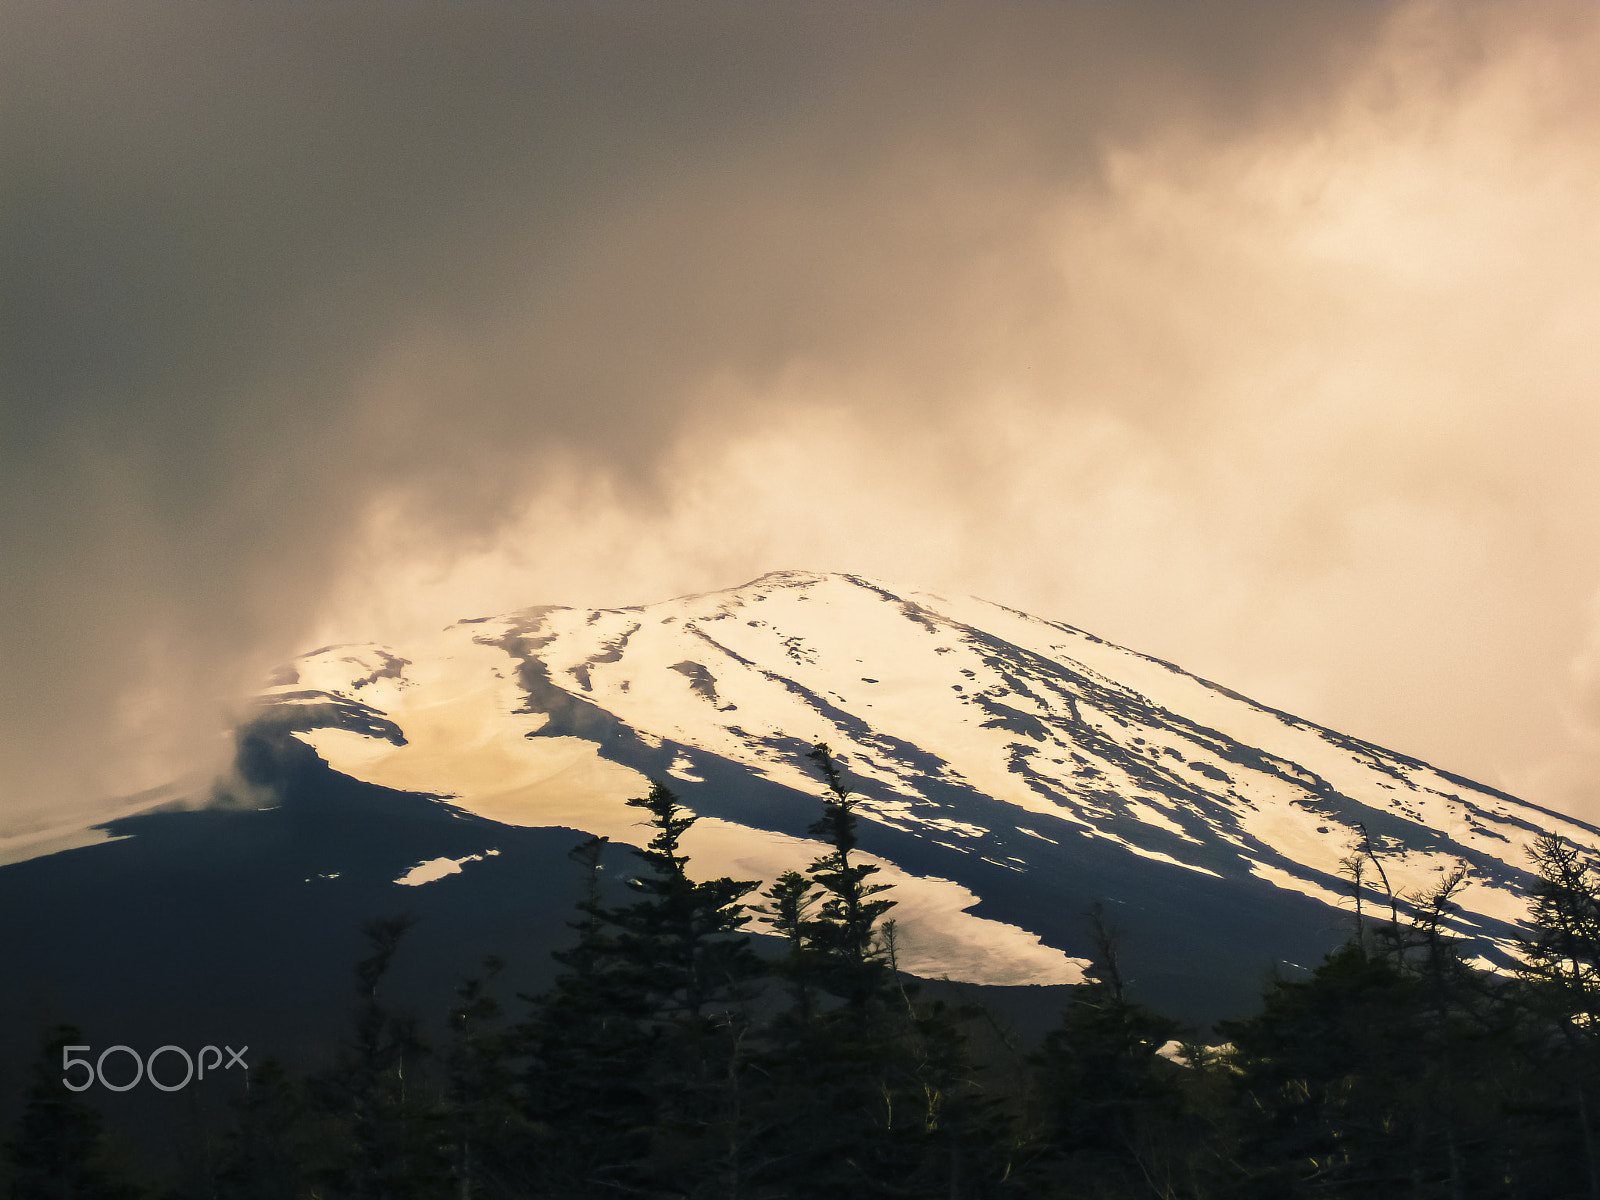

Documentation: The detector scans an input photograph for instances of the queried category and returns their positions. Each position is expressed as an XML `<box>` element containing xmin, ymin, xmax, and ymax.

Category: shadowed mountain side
<box><xmin>0</xmin><ymin>733</ymin><xmax>612</xmax><ymax>1156</ymax></box>
<box><xmin>0</xmin><ymin>730</ymin><xmax>1091</xmax><ymax>1177</ymax></box>
<box><xmin>0</xmin><ymin>722</ymin><xmax>1348</xmax><ymax>1107</ymax></box>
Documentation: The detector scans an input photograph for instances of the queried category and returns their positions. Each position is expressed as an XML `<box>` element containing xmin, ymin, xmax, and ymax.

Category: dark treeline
<box><xmin>7</xmin><ymin>746</ymin><xmax>1600</xmax><ymax>1198</ymax></box>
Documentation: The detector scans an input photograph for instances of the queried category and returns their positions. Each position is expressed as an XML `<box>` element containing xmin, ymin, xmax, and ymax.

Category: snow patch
<box><xmin>395</xmin><ymin>849</ymin><xmax>499</xmax><ymax>887</ymax></box>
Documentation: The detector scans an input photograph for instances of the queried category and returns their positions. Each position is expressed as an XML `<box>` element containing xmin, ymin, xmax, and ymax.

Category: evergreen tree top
<box><xmin>625</xmin><ymin>780</ymin><xmax>696</xmax><ymax>884</ymax></box>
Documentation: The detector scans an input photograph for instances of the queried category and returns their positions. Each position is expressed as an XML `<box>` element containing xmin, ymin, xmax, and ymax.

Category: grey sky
<box><xmin>6</xmin><ymin>2</ymin><xmax>1600</xmax><ymax>834</ymax></box>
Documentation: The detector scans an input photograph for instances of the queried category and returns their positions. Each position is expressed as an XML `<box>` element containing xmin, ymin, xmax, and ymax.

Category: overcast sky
<box><xmin>6</xmin><ymin>1</ymin><xmax>1600</xmax><ymax>835</ymax></box>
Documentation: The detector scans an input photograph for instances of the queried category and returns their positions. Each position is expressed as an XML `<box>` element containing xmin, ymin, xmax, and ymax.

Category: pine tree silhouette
<box><xmin>211</xmin><ymin>1058</ymin><xmax>313</xmax><ymax>1200</ymax></box>
<box><xmin>310</xmin><ymin>914</ymin><xmax>443</xmax><ymax>1199</ymax></box>
<box><xmin>1514</xmin><ymin>834</ymin><xmax>1600</xmax><ymax>1197</ymax></box>
<box><xmin>4</xmin><ymin>1025</ymin><xmax>140</xmax><ymax>1200</ymax></box>
<box><xmin>521</xmin><ymin>784</ymin><xmax>764</xmax><ymax>1197</ymax></box>
<box><xmin>753</xmin><ymin>745</ymin><xmax>1010</xmax><ymax>1197</ymax></box>
<box><xmin>518</xmin><ymin>836</ymin><xmax>656</xmax><ymax>1195</ymax></box>
<box><xmin>800</xmin><ymin>744</ymin><xmax>896</xmax><ymax>1006</ymax></box>
<box><xmin>1024</xmin><ymin>907</ymin><xmax>1191</xmax><ymax>1198</ymax></box>
<box><xmin>442</xmin><ymin>959</ymin><xmax>525</xmax><ymax>1200</ymax></box>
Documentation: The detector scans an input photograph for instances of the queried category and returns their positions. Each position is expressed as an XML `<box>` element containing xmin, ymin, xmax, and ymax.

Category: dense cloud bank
<box><xmin>5</xmin><ymin>2</ymin><xmax>1600</xmax><ymax>830</ymax></box>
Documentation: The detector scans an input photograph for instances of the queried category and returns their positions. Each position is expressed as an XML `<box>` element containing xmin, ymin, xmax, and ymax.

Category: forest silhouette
<box><xmin>6</xmin><ymin>745</ymin><xmax>1600</xmax><ymax>1199</ymax></box>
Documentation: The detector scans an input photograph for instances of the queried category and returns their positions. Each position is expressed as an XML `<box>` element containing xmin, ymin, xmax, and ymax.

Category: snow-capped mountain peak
<box><xmin>262</xmin><ymin>571</ymin><xmax>1600</xmax><ymax>987</ymax></box>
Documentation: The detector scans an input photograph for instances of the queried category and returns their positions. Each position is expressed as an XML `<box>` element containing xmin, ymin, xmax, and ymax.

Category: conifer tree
<box><xmin>442</xmin><ymin>959</ymin><xmax>524</xmax><ymax>1200</ymax></box>
<box><xmin>1514</xmin><ymin>833</ymin><xmax>1600</xmax><ymax>1197</ymax></box>
<box><xmin>1220</xmin><ymin>943</ymin><xmax>1425</xmax><ymax>1197</ymax></box>
<box><xmin>616</xmin><ymin>781</ymin><xmax>766</xmax><ymax>1195</ymax></box>
<box><xmin>754</xmin><ymin>746</ymin><xmax>1013</xmax><ymax>1197</ymax></box>
<box><xmin>1407</xmin><ymin>867</ymin><xmax>1483</xmax><ymax>1200</ymax></box>
<box><xmin>1520</xmin><ymin>833</ymin><xmax>1600</xmax><ymax>1027</ymax></box>
<box><xmin>1221</xmin><ymin>886</ymin><xmax>1513</xmax><ymax>1200</ymax></box>
<box><xmin>311</xmin><ymin>913</ymin><xmax>443</xmax><ymax>1199</ymax></box>
<box><xmin>4</xmin><ymin>1026</ymin><xmax>140</xmax><ymax>1200</ymax></box>
<box><xmin>758</xmin><ymin>868</ymin><xmax>824</xmax><ymax>1021</ymax></box>
<box><xmin>614</xmin><ymin>782</ymin><xmax>765</xmax><ymax>1024</ymax></box>
<box><xmin>801</xmin><ymin>743</ymin><xmax>896</xmax><ymax>1006</ymax></box>
<box><xmin>518</xmin><ymin>836</ymin><xmax>657</xmax><ymax>1196</ymax></box>
<box><xmin>1028</xmin><ymin>983</ymin><xmax>1187</xmax><ymax>1198</ymax></box>
<box><xmin>521</xmin><ymin>786</ymin><xmax>765</xmax><ymax>1198</ymax></box>
<box><xmin>1025</xmin><ymin>906</ymin><xmax>1192</xmax><ymax>1199</ymax></box>
<box><xmin>748</xmin><ymin>745</ymin><xmax>899</xmax><ymax>1193</ymax></box>
<box><xmin>879</xmin><ymin>923</ymin><xmax>1022</xmax><ymax>1200</ymax></box>
<box><xmin>211</xmin><ymin>1058</ymin><xmax>314</xmax><ymax>1200</ymax></box>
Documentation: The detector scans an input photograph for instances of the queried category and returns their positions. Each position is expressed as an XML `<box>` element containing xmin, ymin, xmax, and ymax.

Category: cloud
<box><xmin>6</xmin><ymin>1</ymin><xmax>1600</xmax><ymax>831</ymax></box>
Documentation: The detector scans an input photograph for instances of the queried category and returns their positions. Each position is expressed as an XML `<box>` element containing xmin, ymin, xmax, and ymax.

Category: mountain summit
<box><xmin>259</xmin><ymin>570</ymin><xmax>1598</xmax><ymax>1006</ymax></box>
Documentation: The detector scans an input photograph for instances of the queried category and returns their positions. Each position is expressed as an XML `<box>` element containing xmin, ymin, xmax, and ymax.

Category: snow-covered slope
<box><xmin>263</xmin><ymin>570</ymin><xmax>1600</xmax><ymax>985</ymax></box>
